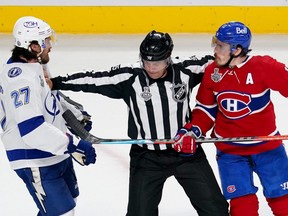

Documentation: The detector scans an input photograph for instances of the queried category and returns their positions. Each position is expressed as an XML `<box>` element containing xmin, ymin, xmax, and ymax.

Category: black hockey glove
<box><xmin>80</xmin><ymin>111</ymin><xmax>92</xmax><ymax>132</ymax></box>
<box><xmin>67</xmin><ymin>110</ymin><xmax>92</xmax><ymax>137</ymax></box>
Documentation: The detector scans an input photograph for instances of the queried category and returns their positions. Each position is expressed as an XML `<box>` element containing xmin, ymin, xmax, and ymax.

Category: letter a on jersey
<box><xmin>246</xmin><ymin>73</ymin><xmax>254</xmax><ymax>84</ymax></box>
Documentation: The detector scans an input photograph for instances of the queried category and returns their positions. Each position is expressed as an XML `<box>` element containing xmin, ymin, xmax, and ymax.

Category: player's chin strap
<box><xmin>62</xmin><ymin>109</ymin><xmax>288</xmax><ymax>145</ymax></box>
<box><xmin>224</xmin><ymin>53</ymin><xmax>237</xmax><ymax>68</ymax></box>
<box><xmin>225</xmin><ymin>47</ymin><xmax>251</xmax><ymax>68</ymax></box>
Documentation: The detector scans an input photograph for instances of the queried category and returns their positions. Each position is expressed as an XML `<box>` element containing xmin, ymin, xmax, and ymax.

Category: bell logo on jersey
<box><xmin>217</xmin><ymin>91</ymin><xmax>252</xmax><ymax>119</ymax></box>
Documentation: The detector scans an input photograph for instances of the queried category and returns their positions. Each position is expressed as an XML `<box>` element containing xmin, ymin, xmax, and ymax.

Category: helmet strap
<box><xmin>224</xmin><ymin>54</ymin><xmax>235</xmax><ymax>68</ymax></box>
<box><xmin>224</xmin><ymin>46</ymin><xmax>242</xmax><ymax>67</ymax></box>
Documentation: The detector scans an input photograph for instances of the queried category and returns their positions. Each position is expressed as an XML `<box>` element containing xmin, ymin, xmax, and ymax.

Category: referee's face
<box><xmin>143</xmin><ymin>59</ymin><xmax>169</xmax><ymax>79</ymax></box>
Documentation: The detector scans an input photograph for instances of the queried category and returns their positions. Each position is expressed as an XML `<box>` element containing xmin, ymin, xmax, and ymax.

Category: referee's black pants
<box><xmin>126</xmin><ymin>145</ymin><xmax>229</xmax><ymax>216</ymax></box>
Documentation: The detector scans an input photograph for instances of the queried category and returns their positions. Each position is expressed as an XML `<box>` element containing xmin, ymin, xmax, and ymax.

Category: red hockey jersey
<box><xmin>191</xmin><ymin>55</ymin><xmax>288</xmax><ymax>155</ymax></box>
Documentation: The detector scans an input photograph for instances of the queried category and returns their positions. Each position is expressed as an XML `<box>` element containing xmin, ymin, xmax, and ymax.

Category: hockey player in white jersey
<box><xmin>12</xmin><ymin>16</ymin><xmax>93</xmax><ymax>135</ymax></box>
<box><xmin>0</xmin><ymin>17</ymin><xmax>96</xmax><ymax>215</ymax></box>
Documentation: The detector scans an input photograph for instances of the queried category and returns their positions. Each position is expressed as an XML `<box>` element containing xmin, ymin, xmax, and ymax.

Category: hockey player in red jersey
<box><xmin>179</xmin><ymin>21</ymin><xmax>288</xmax><ymax>215</ymax></box>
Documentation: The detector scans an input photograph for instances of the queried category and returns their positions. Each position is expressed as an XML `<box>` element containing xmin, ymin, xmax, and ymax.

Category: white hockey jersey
<box><xmin>43</xmin><ymin>63</ymin><xmax>85</xmax><ymax>121</ymax></box>
<box><xmin>0</xmin><ymin>62</ymin><xmax>70</xmax><ymax>169</ymax></box>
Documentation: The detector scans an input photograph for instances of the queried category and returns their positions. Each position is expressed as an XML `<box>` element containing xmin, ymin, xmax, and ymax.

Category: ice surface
<box><xmin>0</xmin><ymin>33</ymin><xmax>288</xmax><ymax>215</ymax></box>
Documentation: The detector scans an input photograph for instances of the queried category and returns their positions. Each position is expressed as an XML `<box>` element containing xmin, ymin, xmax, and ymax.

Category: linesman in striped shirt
<box><xmin>49</xmin><ymin>30</ymin><xmax>229</xmax><ymax>216</ymax></box>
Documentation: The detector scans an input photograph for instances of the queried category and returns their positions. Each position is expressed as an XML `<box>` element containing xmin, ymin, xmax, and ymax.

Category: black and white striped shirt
<box><xmin>52</xmin><ymin>55</ymin><xmax>214</xmax><ymax>150</ymax></box>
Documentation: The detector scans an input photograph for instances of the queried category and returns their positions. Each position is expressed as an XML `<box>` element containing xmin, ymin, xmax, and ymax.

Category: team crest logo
<box><xmin>217</xmin><ymin>91</ymin><xmax>252</xmax><ymax>119</ymax></box>
<box><xmin>8</xmin><ymin>67</ymin><xmax>22</xmax><ymax>78</ymax></box>
<box><xmin>44</xmin><ymin>93</ymin><xmax>60</xmax><ymax>122</ymax></box>
<box><xmin>227</xmin><ymin>185</ymin><xmax>236</xmax><ymax>193</ymax></box>
<box><xmin>171</xmin><ymin>82</ymin><xmax>187</xmax><ymax>102</ymax></box>
<box><xmin>211</xmin><ymin>68</ymin><xmax>222</xmax><ymax>82</ymax></box>
<box><xmin>141</xmin><ymin>86</ymin><xmax>152</xmax><ymax>101</ymax></box>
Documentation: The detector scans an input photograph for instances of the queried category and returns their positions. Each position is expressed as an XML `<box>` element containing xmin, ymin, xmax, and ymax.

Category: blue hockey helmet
<box><xmin>214</xmin><ymin>21</ymin><xmax>252</xmax><ymax>53</ymax></box>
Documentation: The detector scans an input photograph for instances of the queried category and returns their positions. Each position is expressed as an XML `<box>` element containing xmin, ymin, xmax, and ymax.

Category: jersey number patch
<box><xmin>11</xmin><ymin>86</ymin><xmax>30</xmax><ymax>108</ymax></box>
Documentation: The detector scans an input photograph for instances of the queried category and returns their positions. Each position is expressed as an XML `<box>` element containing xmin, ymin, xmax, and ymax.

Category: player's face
<box><xmin>39</xmin><ymin>37</ymin><xmax>52</xmax><ymax>64</ymax></box>
<box><xmin>143</xmin><ymin>59</ymin><xmax>169</xmax><ymax>79</ymax></box>
<box><xmin>212</xmin><ymin>37</ymin><xmax>231</xmax><ymax>66</ymax></box>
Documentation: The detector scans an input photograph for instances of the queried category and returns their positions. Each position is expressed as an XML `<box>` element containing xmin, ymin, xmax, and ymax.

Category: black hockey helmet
<box><xmin>140</xmin><ymin>30</ymin><xmax>174</xmax><ymax>61</ymax></box>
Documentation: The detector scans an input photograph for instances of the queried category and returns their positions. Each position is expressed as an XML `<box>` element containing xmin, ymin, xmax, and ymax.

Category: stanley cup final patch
<box><xmin>141</xmin><ymin>86</ymin><xmax>152</xmax><ymax>101</ymax></box>
<box><xmin>171</xmin><ymin>82</ymin><xmax>187</xmax><ymax>102</ymax></box>
<box><xmin>211</xmin><ymin>68</ymin><xmax>222</xmax><ymax>82</ymax></box>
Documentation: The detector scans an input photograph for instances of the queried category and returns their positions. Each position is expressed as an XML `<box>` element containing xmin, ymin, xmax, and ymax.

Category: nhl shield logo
<box><xmin>211</xmin><ymin>68</ymin><xmax>222</xmax><ymax>82</ymax></box>
<box><xmin>171</xmin><ymin>83</ymin><xmax>187</xmax><ymax>102</ymax></box>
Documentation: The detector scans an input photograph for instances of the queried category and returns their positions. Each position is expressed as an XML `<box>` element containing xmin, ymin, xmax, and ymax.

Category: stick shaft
<box><xmin>63</xmin><ymin>110</ymin><xmax>288</xmax><ymax>145</ymax></box>
<box><xmin>99</xmin><ymin>135</ymin><xmax>288</xmax><ymax>144</ymax></box>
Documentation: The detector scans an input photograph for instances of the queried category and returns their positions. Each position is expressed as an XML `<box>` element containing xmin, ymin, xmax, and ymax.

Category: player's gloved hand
<box><xmin>66</xmin><ymin>133</ymin><xmax>96</xmax><ymax>166</ymax></box>
<box><xmin>173</xmin><ymin>124</ymin><xmax>202</xmax><ymax>154</ymax></box>
<box><xmin>80</xmin><ymin>111</ymin><xmax>92</xmax><ymax>132</ymax></box>
<box><xmin>66</xmin><ymin>110</ymin><xmax>92</xmax><ymax>137</ymax></box>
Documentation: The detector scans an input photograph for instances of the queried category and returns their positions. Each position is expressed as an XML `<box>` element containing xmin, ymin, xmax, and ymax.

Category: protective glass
<box><xmin>142</xmin><ymin>58</ymin><xmax>169</xmax><ymax>72</ymax></box>
<box><xmin>211</xmin><ymin>36</ymin><xmax>231</xmax><ymax>53</ymax></box>
<box><xmin>50</xmin><ymin>29</ymin><xmax>57</xmax><ymax>44</ymax></box>
<box><xmin>43</xmin><ymin>29</ymin><xmax>56</xmax><ymax>48</ymax></box>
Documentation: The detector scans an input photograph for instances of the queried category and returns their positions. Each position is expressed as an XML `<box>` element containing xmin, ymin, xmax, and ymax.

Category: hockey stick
<box><xmin>62</xmin><ymin>109</ymin><xmax>175</xmax><ymax>144</ymax></box>
<box><xmin>62</xmin><ymin>109</ymin><xmax>288</xmax><ymax>145</ymax></box>
<box><xmin>58</xmin><ymin>91</ymin><xmax>84</xmax><ymax>111</ymax></box>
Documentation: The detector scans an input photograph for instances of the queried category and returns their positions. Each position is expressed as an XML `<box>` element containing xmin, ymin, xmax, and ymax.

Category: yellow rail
<box><xmin>1</xmin><ymin>6</ymin><xmax>288</xmax><ymax>33</ymax></box>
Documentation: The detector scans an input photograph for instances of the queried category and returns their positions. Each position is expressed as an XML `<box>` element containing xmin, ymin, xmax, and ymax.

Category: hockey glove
<box><xmin>66</xmin><ymin>133</ymin><xmax>96</xmax><ymax>166</ymax></box>
<box><xmin>80</xmin><ymin>111</ymin><xmax>92</xmax><ymax>132</ymax></box>
<box><xmin>66</xmin><ymin>110</ymin><xmax>92</xmax><ymax>137</ymax></box>
<box><xmin>173</xmin><ymin>124</ymin><xmax>202</xmax><ymax>154</ymax></box>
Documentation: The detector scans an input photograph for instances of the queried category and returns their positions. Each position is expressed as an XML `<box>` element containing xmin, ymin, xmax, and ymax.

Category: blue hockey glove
<box><xmin>80</xmin><ymin>111</ymin><xmax>92</xmax><ymax>132</ymax></box>
<box><xmin>66</xmin><ymin>133</ymin><xmax>96</xmax><ymax>166</ymax></box>
<box><xmin>173</xmin><ymin>124</ymin><xmax>202</xmax><ymax>154</ymax></box>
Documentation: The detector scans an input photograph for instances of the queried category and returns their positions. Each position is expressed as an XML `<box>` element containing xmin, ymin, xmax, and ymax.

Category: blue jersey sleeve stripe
<box><xmin>249</xmin><ymin>89</ymin><xmax>270</xmax><ymax>112</ymax></box>
<box><xmin>6</xmin><ymin>149</ymin><xmax>55</xmax><ymax>161</ymax></box>
<box><xmin>1</xmin><ymin>117</ymin><xmax>6</xmax><ymax>130</ymax></box>
<box><xmin>194</xmin><ymin>104</ymin><xmax>217</xmax><ymax>119</ymax></box>
<box><xmin>18</xmin><ymin>115</ymin><xmax>45</xmax><ymax>137</ymax></box>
